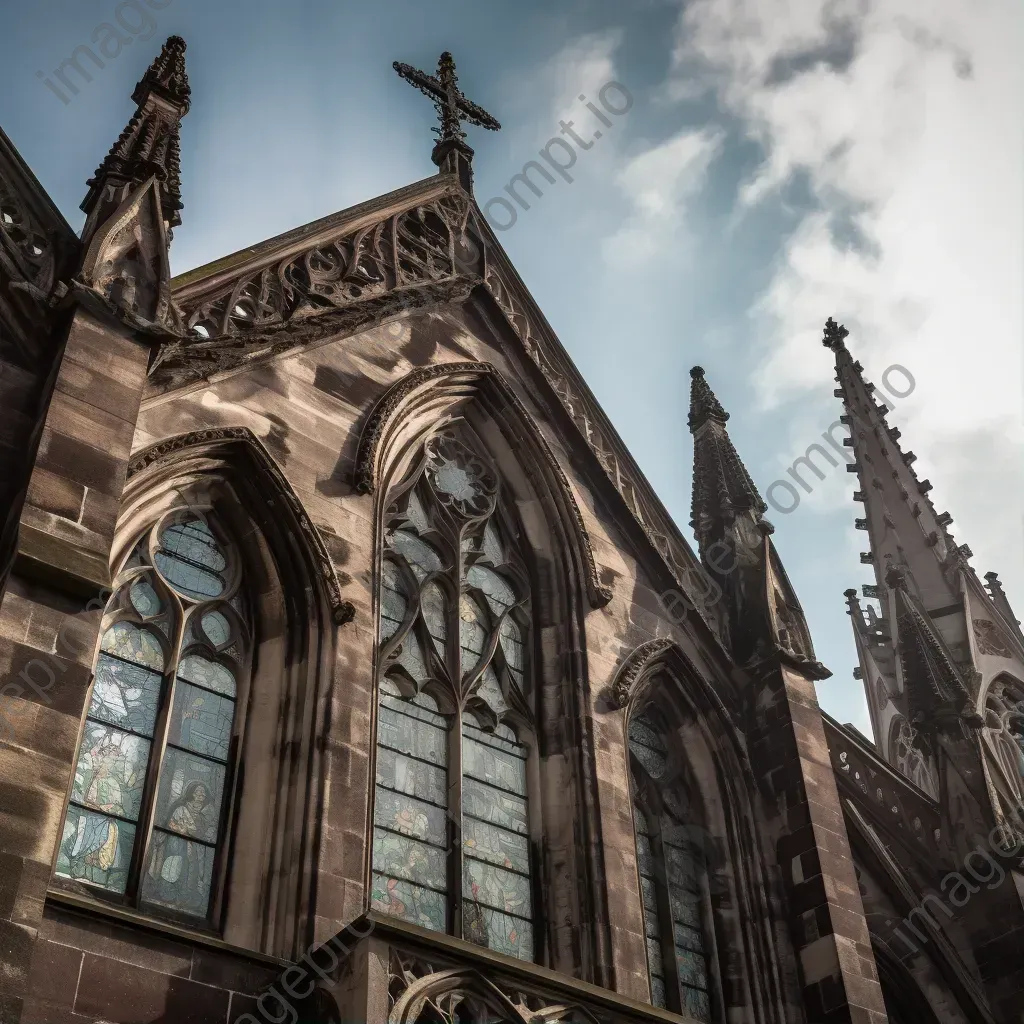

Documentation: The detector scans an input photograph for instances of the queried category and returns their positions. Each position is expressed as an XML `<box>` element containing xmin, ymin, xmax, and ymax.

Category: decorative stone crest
<box><xmin>974</xmin><ymin>618</ymin><xmax>1013</xmax><ymax>658</ymax></box>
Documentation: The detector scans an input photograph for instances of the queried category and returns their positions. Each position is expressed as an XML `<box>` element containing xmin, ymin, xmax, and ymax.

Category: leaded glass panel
<box><xmin>153</xmin><ymin>749</ymin><xmax>224</xmax><ymax>842</ymax></box>
<box><xmin>57</xmin><ymin>807</ymin><xmax>136</xmax><ymax>892</ymax></box>
<box><xmin>374</xmin><ymin>431</ymin><xmax>535</xmax><ymax>956</ymax></box>
<box><xmin>88</xmin><ymin>655</ymin><xmax>163</xmax><ymax>735</ymax></box>
<box><xmin>631</xmin><ymin>715</ymin><xmax>713</xmax><ymax>1021</ymax></box>
<box><xmin>101</xmin><ymin>622</ymin><xmax>164</xmax><ymax>671</ymax></box>
<box><xmin>72</xmin><ymin>723</ymin><xmax>150</xmax><ymax>820</ymax></box>
<box><xmin>58</xmin><ymin>509</ymin><xmax>248</xmax><ymax>921</ymax></box>
<box><xmin>168</xmin><ymin>683</ymin><xmax>234</xmax><ymax>761</ymax></box>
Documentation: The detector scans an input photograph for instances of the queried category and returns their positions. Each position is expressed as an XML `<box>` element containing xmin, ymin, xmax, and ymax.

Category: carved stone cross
<box><xmin>393</xmin><ymin>52</ymin><xmax>500</xmax><ymax>190</ymax></box>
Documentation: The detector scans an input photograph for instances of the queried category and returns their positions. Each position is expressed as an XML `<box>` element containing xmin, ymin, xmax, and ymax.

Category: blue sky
<box><xmin>3</xmin><ymin>0</ymin><xmax>1021</xmax><ymax>735</ymax></box>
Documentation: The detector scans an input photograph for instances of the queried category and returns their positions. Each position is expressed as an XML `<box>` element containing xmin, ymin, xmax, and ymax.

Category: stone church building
<box><xmin>2</xmin><ymin>35</ymin><xmax>1024</xmax><ymax>1024</ymax></box>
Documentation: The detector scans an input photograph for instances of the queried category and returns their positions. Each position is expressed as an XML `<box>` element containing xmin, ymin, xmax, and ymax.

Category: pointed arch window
<box><xmin>56</xmin><ymin>510</ymin><xmax>250</xmax><ymax>922</ymax></box>
<box><xmin>629</xmin><ymin>703</ymin><xmax>713</xmax><ymax>1021</ymax></box>
<box><xmin>983</xmin><ymin>680</ymin><xmax>1024</xmax><ymax>818</ymax></box>
<box><xmin>371</xmin><ymin>428</ymin><xmax>536</xmax><ymax>961</ymax></box>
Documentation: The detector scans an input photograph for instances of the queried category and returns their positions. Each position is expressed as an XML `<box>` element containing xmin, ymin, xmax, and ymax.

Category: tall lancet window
<box><xmin>56</xmin><ymin>511</ymin><xmax>249</xmax><ymax>922</ymax></box>
<box><xmin>371</xmin><ymin>428</ymin><xmax>535</xmax><ymax>961</ymax></box>
<box><xmin>983</xmin><ymin>680</ymin><xmax>1024</xmax><ymax>816</ymax></box>
<box><xmin>630</xmin><ymin>706</ymin><xmax>712</xmax><ymax>1021</ymax></box>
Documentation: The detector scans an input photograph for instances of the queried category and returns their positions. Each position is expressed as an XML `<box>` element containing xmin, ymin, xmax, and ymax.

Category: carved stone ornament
<box><xmin>354</xmin><ymin>361</ymin><xmax>612</xmax><ymax>608</ymax></box>
<box><xmin>425</xmin><ymin>429</ymin><xmax>497</xmax><ymax>518</ymax></box>
<box><xmin>611</xmin><ymin>637</ymin><xmax>676</xmax><ymax>710</ymax></box>
<box><xmin>151</xmin><ymin>188</ymin><xmax>480</xmax><ymax>388</ymax></box>
<box><xmin>974</xmin><ymin>618</ymin><xmax>1013</xmax><ymax>659</ymax></box>
<box><xmin>127</xmin><ymin>426</ymin><xmax>355</xmax><ymax>624</ymax></box>
<box><xmin>389</xmin><ymin>948</ymin><xmax>603</xmax><ymax>1024</ymax></box>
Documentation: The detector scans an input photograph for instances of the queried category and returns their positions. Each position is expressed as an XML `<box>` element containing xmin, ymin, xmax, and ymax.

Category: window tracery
<box><xmin>982</xmin><ymin>680</ymin><xmax>1024</xmax><ymax>825</ymax></box>
<box><xmin>890</xmin><ymin>717</ymin><xmax>938</xmax><ymax>800</ymax></box>
<box><xmin>628</xmin><ymin>702</ymin><xmax>712</xmax><ymax>1021</ymax></box>
<box><xmin>56</xmin><ymin>510</ymin><xmax>249</xmax><ymax>921</ymax></box>
<box><xmin>371</xmin><ymin>428</ymin><xmax>535</xmax><ymax>962</ymax></box>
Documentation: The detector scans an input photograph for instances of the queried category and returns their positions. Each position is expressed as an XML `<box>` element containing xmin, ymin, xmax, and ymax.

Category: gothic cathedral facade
<box><xmin>1</xmin><ymin>36</ymin><xmax>1023</xmax><ymax>1024</ymax></box>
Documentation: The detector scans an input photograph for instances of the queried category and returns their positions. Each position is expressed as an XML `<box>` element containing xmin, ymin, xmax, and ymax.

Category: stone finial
<box><xmin>822</xmin><ymin>316</ymin><xmax>850</xmax><ymax>350</ymax></box>
<box><xmin>688</xmin><ymin>366</ymin><xmax>729</xmax><ymax>430</ymax></box>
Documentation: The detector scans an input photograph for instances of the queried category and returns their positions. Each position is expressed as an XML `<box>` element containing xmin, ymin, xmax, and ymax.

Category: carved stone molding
<box><xmin>611</xmin><ymin>638</ymin><xmax>676</xmax><ymax>710</ymax></box>
<box><xmin>355</xmin><ymin>360</ymin><xmax>612</xmax><ymax>608</ymax></box>
<box><xmin>128</xmin><ymin>426</ymin><xmax>355</xmax><ymax>624</ymax></box>
<box><xmin>479</xmin><ymin>247</ymin><xmax>721</xmax><ymax>638</ymax></box>
<box><xmin>974</xmin><ymin>618</ymin><xmax>1013</xmax><ymax>659</ymax></box>
<box><xmin>151</xmin><ymin>187</ymin><xmax>482</xmax><ymax>389</ymax></box>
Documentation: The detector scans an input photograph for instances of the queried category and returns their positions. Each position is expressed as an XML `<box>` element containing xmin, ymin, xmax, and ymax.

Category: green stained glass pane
<box><xmin>378</xmin><ymin>702</ymin><xmax>447</xmax><ymax>764</ymax></box>
<box><xmin>475</xmin><ymin>666</ymin><xmax>508</xmax><ymax>716</ymax></box>
<box><xmin>153</xmin><ymin>748</ymin><xmax>225</xmax><ymax>843</ymax></box>
<box><xmin>374</xmin><ymin>789</ymin><xmax>447</xmax><ymax>845</ymax></box>
<box><xmin>101</xmin><ymin>621</ymin><xmax>164</xmax><ymax>671</ymax></box>
<box><xmin>89</xmin><ymin>654</ymin><xmax>163</xmax><ymax>736</ymax></box>
<box><xmin>72</xmin><ymin>722</ymin><xmax>150</xmax><ymax>821</ymax></box>
<box><xmin>463</xmin><ymin>778</ymin><xmax>528</xmax><ymax>835</ymax></box>
<box><xmin>141</xmin><ymin>830</ymin><xmax>215</xmax><ymax>918</ymax></box>
<box><xmin>629</xmin><ymin>717</ymin><xmax>668</xmax><ymax>778</ymax></box>
<box><xmin>671</xmin><ymin>886</ymin><xmax>703</xmax><ymax>927</ymax></box>
<box><xmin>482</xmin><ymin>519</ymin><xmax>504</xmax><ymax>566</ymax></box>
<box><xmin>640</xmin><ymin>875</ymin><xmax>658</xmax><ymax>912</ymax></box>
<box><xmin>420</xmin><ymin>582</ymin><xmax>447</xmax><ymax>657</ymax></box>
<box><xmin>463</xmin><ymin>817</ymin><xmax>530</xmax><ymax>874</ymax></box>
<box><xmin>683</xmin><ymin>986</ymin><xmax>711</xmax><ymax>1022</ymax></box>
<box><xmin>646</xmin><ymin>937</ymin><xmax>665</xmax><ymax>978</ymax></box>
<box><xmin>459</xmin><ymin>595</ymin><xmax>487</xmax><ymax>676</ymax></box>
<box><xmin>463</xmin><ymin>904</ymin><xmax>533</xmax><ymax>961</ymax></box>
<box><xmin>499</xmin><ymin>617</ymin><xmax>525</xmax><ymax>690</ymax></box>
<box><xmin>665</xmin><ymin>843</ymin><xmax>700</xmax><ymax>890</ymax></box>
<box><xmin>466</xmin><ymin>565</ymin><xmax>515</xmax><ymax>615</ymax></box>
<box><xmin>674</xmin><ymin>922</ymin><xmax>704</xmax><ymax>953</ymax></box>
<box><xmin>463</xmin><ymin>858</ymin><xmax>531</xmax><ymax>918</ymax></box>
<box><xmin>375</xmin><ymin>747</ymin><xmax>447</xmax><ymax>807</ymax></box>
<box><xmin>381</xmin><ymin>562</ymin><xmax>408</xmax><ymax>641</ymax></box>
<box><xmin>169</xmin><ymin>682</ymin><xmax>235</xmax><ymax>761</ymax></box>
<box><xmin>178</xmin><ymin>655</ymin><xmax>236</xmax><ymax>698</ymax></box>
<box><xmin>650</xmin><ymin>976</ymin><xmax>668</xmax><ymax>1009</ymax></box>
<box><xmin>129</xmin><ymin>578</ymin><xmax>162</xmax><ymax>617</ymax></box>
<box><xmin>675</xmin><ymin>948</ymin><xmax>708</xmax><ymax>989</ymax></box>
<box><xmin>201</xmin><ymin>610</ymin><xmax>231</xmax><ymax>647</ymax></box>
<box><xmin>462</xmin><ymin>732</ymin><xmax>526</xmax><ymax>796</ymax></box>
<box><xmin>370</xmin><ymin>872</ymin><xmax>447</xmax><ymax>932</ymax></box>
<box><xmin>394</xmin><ymin>629</ymin><xmax>428</xmax><ymax>683</ymax></box>
<box><xmin>390</xmin><ymin>530</ymin><xmax>443</xmax><ymax>579</ymax></box>
<box><xmin>161</xmin><ymin>518</ymin><xmax>226</xmax><ymax>570</ymax></box>
<box><xmin>372</xmin><ymin>828</ymin><xmax>447</xmax><ymax>890</ymax></box>
<box><xmin>403</xmin><ymin>490</ymin><xmax>430</xmax><ymax>534</ymax></box>
<box><xmin>56</xmin><ymin>806</ymin><xmax>135</xmax><ymax>893</ymax></box>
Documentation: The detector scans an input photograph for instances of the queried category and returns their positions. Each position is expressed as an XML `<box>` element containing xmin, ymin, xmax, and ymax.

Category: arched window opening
<box><xmin>629</xmin><ymin>702</ymin><xmax>712</xmax><ymax>1022</ymax></box>
<box><xmin>371</xmin><ymin>428</ymin><xmax>536</xmax><ymax>961</ymax></box>
<box><xmin>56</xmin><ymin>510</ymin><xmax>250</xmax><ymax>922</ymax></box>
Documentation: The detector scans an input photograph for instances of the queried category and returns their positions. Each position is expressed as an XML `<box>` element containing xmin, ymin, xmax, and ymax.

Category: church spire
<box><xmin>75</xmin><ymin>36</ymin><xmax>189</xmax><ymax>333</ymax></box>
<box><xmin>688</xmin><ymin>365</ymin><xmax>766</xmax><ymax>543</ymax></box>
<box><xmin>81</xmin><ymin>35</ymin><xmax>190</xmax><ymax>240</ymax></box>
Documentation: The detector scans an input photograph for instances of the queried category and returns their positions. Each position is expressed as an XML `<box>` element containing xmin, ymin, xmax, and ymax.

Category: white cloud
<box><xmin>601</xmin><ymin>128</ymin><xmax>723</xmax><ymax>264</ymax></box>
<box><xmin>669</xmin><ymin>0</ymin><xmax>1024</xmax><ymax>613</ymax></box>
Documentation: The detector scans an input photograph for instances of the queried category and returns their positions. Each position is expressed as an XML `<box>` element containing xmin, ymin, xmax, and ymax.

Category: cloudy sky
<box><xmin>2</xmin><ymin>0</ymin><xmax>1020</xmax><ymax>735</ymax></box>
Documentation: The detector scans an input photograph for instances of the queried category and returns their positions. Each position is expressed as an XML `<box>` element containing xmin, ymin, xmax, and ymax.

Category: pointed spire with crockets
<box><xmin>81</xmin><ymin>35</ymin><xmax>191</xmax><ymax>238</ymax></box>
<box><xmin>688</xmin><ymin>366</ymin><xmax>767</xmax><ymax>541</ymax></box>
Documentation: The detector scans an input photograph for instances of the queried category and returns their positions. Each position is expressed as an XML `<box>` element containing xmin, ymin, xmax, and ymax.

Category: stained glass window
<box><xmin>373</xmin><ymin>428</ymin><xmax>536</xmax><ymax>960</ymax></box>
<box><xmin>57</xmin><ymin>511</ymin><xmax>249</xmax><ymax>923</ymax></box>
<box><xmin>630</xmin><ymin>711</ymin><xmax>713</xmax><ymax>1021</ymax></box>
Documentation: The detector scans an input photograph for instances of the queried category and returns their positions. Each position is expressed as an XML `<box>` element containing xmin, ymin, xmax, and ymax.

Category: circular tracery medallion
<box><xmin>425</xmin><ymin>431</ymin><xmax>497</xmax><ymax>517</ymax></box>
